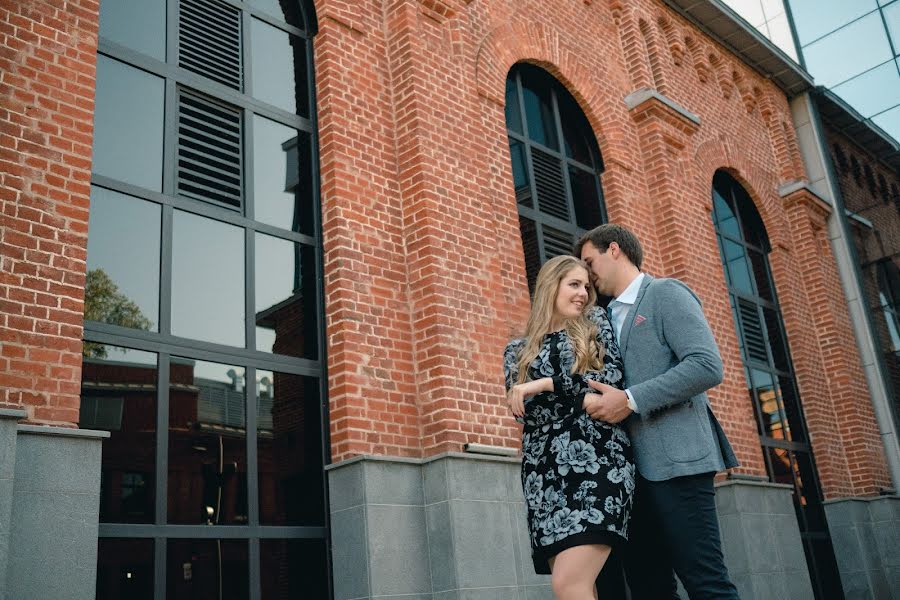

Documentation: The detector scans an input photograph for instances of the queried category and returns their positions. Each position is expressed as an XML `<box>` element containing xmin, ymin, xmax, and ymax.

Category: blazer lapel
<box><xmin>619</xmin><ymin>274</ymin><xmax>653</xmax><ymax>358</ymax></box>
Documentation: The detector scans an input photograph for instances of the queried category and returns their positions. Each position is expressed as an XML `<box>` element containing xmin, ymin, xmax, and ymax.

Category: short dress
<box><xmin>503</xmin><ymin>309</ymin><xmax>635</xmax><ymax>574</ymax></box>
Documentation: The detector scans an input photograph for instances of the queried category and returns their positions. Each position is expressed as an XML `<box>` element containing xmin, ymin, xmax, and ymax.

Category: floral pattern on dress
<box><xmin>503</xmin><ymin>308</ymin><xmax>635</xmax><ymax>574</ymax></box>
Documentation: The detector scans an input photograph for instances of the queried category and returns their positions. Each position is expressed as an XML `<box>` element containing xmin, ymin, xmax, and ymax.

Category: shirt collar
<box><xmin>614</xmin><ymin>272</ymin><xmax>644</xmax><ymax>306</ymax></box>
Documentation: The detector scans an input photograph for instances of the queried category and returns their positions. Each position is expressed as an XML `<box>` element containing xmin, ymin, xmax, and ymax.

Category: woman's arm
<box><xmin>503</xmin><ymin>340</ymin><xmax>552</xmax><ymax>417</ymax></box>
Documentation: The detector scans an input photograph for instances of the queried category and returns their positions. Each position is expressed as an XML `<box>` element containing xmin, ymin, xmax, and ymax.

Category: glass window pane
<box><xmin>570</xmin><ymin>166</ymin><xmax>603</xmax><ymax>229</ymax></box>
<box><xmin>250</xmin><ymin>18</ymin><xmax>309</xmax><ymax>117</ymax></box>
<box><xmin>167</xmin><ymin>540</ymin><xmax>248</xmax><ymax>600</ymax></box>
<box><xmin>520</xmin><ymin>70</ymin><xmax>559</xmax><ymax>151</ymax></box>
<box><xmin>722</xmin><ymin>239</ymin><xmax>754</xmax><ymax>295</ymax></box>
<box><xmin>96</xmin><ymin>538</ymin><xmax>154</xmax><ymax>600</ymax></box>
<box><xmin>99</xmin><ymin>0</ymin><xmax>165</xmax><ymax>61</ymax></box>
<box><xmin>168</xmin><ymin>358</ymin><xmax>248</xmax><ymax>525</ymax></box>
<box><xmin>713</xmin><ymin>188</ymin><xmax>740</xmax><ymax>238</ymax></box>
<box><xmin>793</xmin><ymin>452</ymin><xmax>828</xmax><ymax>531</ymax></box>
<box><xmin>255</xmin><ymin>234</ymin><xmax>318</xmax><ymax>359</ymax></box>
<box><xmin>789</xmin><ymin>0</ymin><xmax>878</xmax><ymax>45</ymax></box>
<box><xmin>171</xmin><ymin>211</ymin><xmax>245</xmax><ymax>347</ymax></box>
<box><xmin>802</xmin><ymin>13</ymin><xmax>893</xmax><ymax>87</ymax></box>
<box><xmin>505</xmin><ymin>77</ymin><xmax>522</xmax><ymax>134</ymax></box>
<box><xmin>749</xmin><ymin>369</ymin><xmax>789</xmax><ymax>440</ymax></box>
<box><xmin>86</xmin><ymin>187</ymin><xmax>160</xmax><ymax>332</ymax></box>
<box><xmin>260</xmin><ymin>539</ymin><xmax>329</xmax><ymax>600</ymax></box>
<box><xmin>778</xmin><ymin>374</ymin><xmax>807</xmax><ymax>442</ymax></box>
<box><xmin>747</xmin><ymin>249</ymin><xmax>773</xmax><ymax>302</ymax></box>
<box><xmin>247</xmin><ymin>0</ymin><xmax>305</xmax><ymax>29</ymax></box>
<box><xmin>509</xmin><ymin>140</ymin><xmax>531</xmax><ymax>207</ymax></box>
<box><xmin>831</xmin><ymin>60</ymin><xmax>900</xmax><ymax>117</ymax></box>
<box><xmin>763</xmin><ymin>307</ymin><xmax>791</xmax><ymax>372</ymax></box>
<box><xmin>767</xmin><ymin>446</ymin><xmax>793</xmax><ymax>486</ymax></box>
<box><xmin>766</xmin><ymin>12</ymin><xmax>799</xmax><ymax>61</ymax></box>
<box><xmin>252</xmin><ymin>117</ymin><xmax>314</xmax><ymax>234</ymax></box>
<box><xmin>93</xmin><ymin>56</ymin><xmax>164</xmax><ymax>191</ymax></box>
<box><xmin>559</xmin><ymin>94</ymin><xmax>593</xmax><ymax>165</ymax></box>
<box><xmin>81</xmin><ymin>345</ymin><xmax>157</xmax><ymax>523</ymax></box>
<box><xmin>258</xmin><ymin>372</ymin><xmax>325</xmax><ymax>525</ymax></box>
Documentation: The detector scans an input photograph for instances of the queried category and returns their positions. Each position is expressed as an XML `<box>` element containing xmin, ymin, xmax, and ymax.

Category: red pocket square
<box><xmin>634</xmin><ymin>315</ymin><xmax>646</xmax><ymax>326</ymax></box>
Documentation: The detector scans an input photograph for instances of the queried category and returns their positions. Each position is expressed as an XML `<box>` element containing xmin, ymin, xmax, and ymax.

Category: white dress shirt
<box><xmin>609</xmin><ymin>273</ymin><xmax>644</xmax><ymax>413</ymax></box>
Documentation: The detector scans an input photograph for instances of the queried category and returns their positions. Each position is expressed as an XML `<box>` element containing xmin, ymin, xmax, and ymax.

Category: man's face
<box><xmin>580</xmin><ymin>241</ymin><xmax>615</xmax><ymax>296</ymax></box>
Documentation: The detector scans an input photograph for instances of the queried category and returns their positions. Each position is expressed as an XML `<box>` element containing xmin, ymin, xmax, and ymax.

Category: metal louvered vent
<box><xmin>177</xmin><ymin>91</ymin><xmax>243</xmax><ymax>209</ymax></box>
<box><xmin>519</xmin><ymin>217</ymin><xmax>540</xmax><ymax>293</ymax></box>
<box><xmin>542</xmin><ymin>225</ymin><xmax>573</xmax><ymax>259</ymax></box>
<box><xmin>738</xmin><ymin>298</ymin><xmax>769</xmax><ymax>363</ymax></box>
<box><xmin>532</xmin><ymin>147</ymin><xmax>569</xmax><ymax>221</ymax></box>
<box><xmin>179</xmin><ymin>0</ymin><xmax>243</xmax><ymax>90</ymax></box>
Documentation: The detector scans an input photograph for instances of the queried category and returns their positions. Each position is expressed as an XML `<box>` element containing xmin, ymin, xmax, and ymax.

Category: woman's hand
<box><xmin>507</xmin><ymin>378</ymin><xmax>553</xmax><ymax>418</ymax></box>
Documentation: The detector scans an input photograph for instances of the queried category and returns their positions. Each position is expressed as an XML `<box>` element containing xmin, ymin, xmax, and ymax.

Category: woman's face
<box><xmin>554</xmin><ymin>266</ymin><xmax>591</xmax><ymax>321</ymax></box>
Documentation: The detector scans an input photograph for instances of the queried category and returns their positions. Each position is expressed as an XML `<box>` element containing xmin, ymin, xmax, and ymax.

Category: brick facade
<box><xmin>0</xmin><ymin>0</ymin><xmax>99</xmax><ymax>426</ymax></box>
<box><xmin>0</xmin><ymin>0</ymin><xmax>891</xmax><ymax>499</ymax></box>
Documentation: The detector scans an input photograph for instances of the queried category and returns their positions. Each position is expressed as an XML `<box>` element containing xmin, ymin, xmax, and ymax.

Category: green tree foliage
<box><xmin>83</xmin><ymin>268</ymin><xmax>152</xmax><ymax>358</ymax></box>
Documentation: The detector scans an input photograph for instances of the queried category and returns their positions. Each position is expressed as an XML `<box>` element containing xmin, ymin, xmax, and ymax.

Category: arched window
<box><xmin>831</xmin><ymin>143</ymin><xmax>848</xmax><ymax>174</ymax></box>
<box><xmin>505</xmin><ymin>64</ymin><xmax>606</xmax><ymax>290</ymax></box>
<box><xmin>85</xmin><ymin>1</ymin><xmax>328</xmax><ymax>597</ymax></box>
<box><xmin>712</xmin><ymin>171</ymin><xmax>842</xmax><ymax>599</ymax></box>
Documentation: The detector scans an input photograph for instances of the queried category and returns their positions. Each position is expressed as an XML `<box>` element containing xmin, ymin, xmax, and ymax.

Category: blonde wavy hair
<box><xmin>516</xmin><ymin>255</ymin><xmax>605</xmax><ymax>384</ymax></box>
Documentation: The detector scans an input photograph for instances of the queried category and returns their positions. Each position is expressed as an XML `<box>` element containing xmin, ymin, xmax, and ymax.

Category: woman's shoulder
<box><xmin>586</xmin><ymin>305</ymin><xmax>610</xmax><ymax>327</ymax></box>
<box><xmin>504</xmin><ymin>338</ymin><xmax>526</xmax><ymax>354</ymax></box>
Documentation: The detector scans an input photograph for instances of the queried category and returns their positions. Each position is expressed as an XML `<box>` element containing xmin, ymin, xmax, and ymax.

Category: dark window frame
<box><xmin>85</xmin><ymin>0</ymin><xmax>329</xmax><ymax>598</ymax></box>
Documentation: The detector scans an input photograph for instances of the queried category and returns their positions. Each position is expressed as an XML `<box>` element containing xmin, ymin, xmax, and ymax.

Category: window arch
<box><xmin>831</xmin><ymin>143</ymin><xmax>848</xmax><ymax>174</ymax></box>
<box><xmin>505</xmin><ymin>63</ymin><xmax>607</xmax><ymax>290</ymax></box>
<box><xmin>86</xmin><ymin>1</ymin><xmax>328</xmax><ymax>597</ymax></box>
<box><xmin>712</xmin><ymin>171</ymin><xmax>842</xmax><ymax>599</ymax></box>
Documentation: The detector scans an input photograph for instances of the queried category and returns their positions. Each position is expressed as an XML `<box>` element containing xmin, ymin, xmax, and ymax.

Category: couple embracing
<box><xmin>503</xmin><ymin>224</ymin><xmax>740</xmax><ymax>600</ymax></box>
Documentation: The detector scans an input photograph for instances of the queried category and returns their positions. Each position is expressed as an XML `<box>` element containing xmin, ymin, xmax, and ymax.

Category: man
<box><xmin>576</xmin><ymin>223</ymin><xmax>740</xmax><ymax>599</ymax></box>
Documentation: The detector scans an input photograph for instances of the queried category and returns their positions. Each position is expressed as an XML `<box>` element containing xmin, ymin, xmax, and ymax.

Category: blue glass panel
<box><xmin>802</xmin><ymin>13</ymin><xmax>893</xmax><ymax>87</ymax></box>
<box><xmin>872</xmin><ymin>103</ymin><xmax>900</xmax><ymax>143</ymax></box>
<box><xmin>789</xmin><ymin>0</ymin><xmax>878</xmax><ymax>45</ymax></box>
<box><xmin>250</xmin><ymin>18</ymin><xmax>309</xmax><ymax>117</ymax></box>
<box><xmin>723</xmin><ymin>239</ymin><xmax>754</xmax><ymax>295</ymax></box>
<box><xmin>520</xmin><ymin>70</ymin><xmax>559</xmax><ymax>151</ymax></box>
<box><xmin>92</xmin><ymin>56</ymin><xmax>164</xmax><ymax>191</ymax></box>
<box><xmin>505</xmin><ymin>77</ymin><xmax>522</xmax><ymax>134</ymax></box>
<box><xmin>252</xmin><ymin>116</ymin><xmax>313</xmax><ymax>234</ymax></box>
<box><xmin>713</xmin><ymin>189</ymin><xmax>741</xmax><ymax>239</ymax></box>
<box><xmin>885</xmin><ymin>1</ymin><xmax>900</xmax><ymax>53</ymax></box>
<box><xmin>247</xmin><ymin>0</ymin><xmax>305</xmax><ymax>29</ymax></box>
<box><xmin>99</xmin><ymin>0</ymin><xmax>165</xmax><ymax>60</ymax></box>
<box><xmin>171</xmin><ymin>211</ymin><xmax>245</xmax><ymax>347</ymax></box>
<box><xmin>831</xmin><ymin>60</ymin><xmax>900</xmax><ymax>116</ymax></box>
<box><xmin>86</xmin><ymin>187</ymin><xmax>160</xmax><ymax>331</ymax></box>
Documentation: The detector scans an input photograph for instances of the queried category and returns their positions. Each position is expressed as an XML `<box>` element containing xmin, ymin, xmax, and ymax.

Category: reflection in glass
<box><xmin>247</xmin><ymin>0</ymin><xmax>305</xmax><ymax>28</ymax></box>
<box><xmin>712</xmin><ymin>189</ymin><xmax>740</xmax><ymax>239</ymax></box>
<box><xmin>93</xmin><ymin>55</ymin><xmax>164</xmax><ymax>191</ymax></box>
<box><xmin>99</xmin><ymin>0</ymin><xmax>165</xmax><ymax>61</ymax></box>
<box><xmin>86</xmin><ymin>187</ymin><xmax>160</xmax><ymax>333</ymax></box>
<box><xmin>520</xmin><ymin>70</ymin><xmax>559</xmax><ymax>151</ymax></box>
<box><xmin>722</xmin><ymin>239</ymin><xmax>754</xmax><ymax>295</ymax></box>
<box><xmin>747</xmin><ymin>249</ymin><xmax>773</xmax><ymax>302</ymax></box>
<box><xmin>750</xmin><ymin>369</ymin><xmax>790</xmax><ymax>440</ymax></box>
<box><xmin>255</xmin><ymin>235</ymin><xmax>318</xmax><ymax>359</ymax></box>
<box><xmin>258</xmin><ymin>372</ymin><xmax>324</xmax><ymax>525</ymax></box>
<box><xmin>168</xmin><ymin>358</ymin><xmax>247</xmax><ymax>525</ymax></box>
<box><xmin>167</xmin><ymin>539</ymin><xmax>248</xmax><ymax>600</ymax></box>
<box><xmin>250</xmin><ymin>18</ymin><xmax>309</xmax><ymax>117</ymax></box>
<box><xmin>802</xmin><ymin>13</ymin><xmax>893</xmax><ymax>87</ymax></box>
<box><xmin>260</xmin><ymin>539</ymin><xmax>328</xmax><ymax>599</ymax></box>
<box><xmin>509</xmin><ymin>141</ymin><xmax>531</xmax><ymax>207</ymax></box>
<box><xmin>793</xmin><ymin>452</ymin><xmax>828</xmax><ymax>531</ymax></box>
<box><xmin>789</xmin><ymin>0</ymin><xmax>878</xmax><ymax>45</ymax></box>
<box><xmin>252</xmin><ymin>117</ymin><xmax>314</xmax><ymax>234</ymax></box>
<box><xmin>767</xmin><ymin>446</ymin><xmax>793</xmax><ymax>486</ymax></box>
<box><xmin>763</xmin><ymin>307</ymin><xmax>791</xmax><ymax>372</ymax></box>
<box><xmin>559</xmin><ymin>94</ymin><xmax>593</xmax><ymax>165</ymax></box>
<box><xmin>778</xmin><ymin>375</ymin><xmax>806</xmax><ymax>442</ymax></box>
<box><xmin>505</xmin><ymin>77</ymin><xmax>522</xmax><ymax>134</ymax></box>
<box><xmin>569</xmin><ymin>166</ymin><xmax>603</xmax><ymax>230</ymax></box>
<box><xmin>81</xmin><ymin>345</ymin><xmax>157</xmax><ymax>523</ymax></box>
<box><xmin>831</xmin><ymin>60</ymin><xmax>900</xmax><ymax>117</ymax></box>
<box><xmin>171</xmin><ymin>211</ymin><xmax>245</xmax><ymax>347</ymax></box>
<box><xmin>96</xmin><ymin>538</ymin><xmax>154</xmax><ymax>600</ymax></box>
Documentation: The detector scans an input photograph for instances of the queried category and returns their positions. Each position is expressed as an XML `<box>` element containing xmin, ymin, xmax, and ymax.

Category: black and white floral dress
<box><xmin>503</xmin><ymin>309</ymin><xmax>635</xmax><ymax>574</ymax></box>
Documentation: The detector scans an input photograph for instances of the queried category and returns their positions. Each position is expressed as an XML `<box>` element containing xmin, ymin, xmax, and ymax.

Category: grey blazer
<box><xmin>611</xmin><ymin>274</ymin><xmax>738</xmax><ymax>481</ymax></box>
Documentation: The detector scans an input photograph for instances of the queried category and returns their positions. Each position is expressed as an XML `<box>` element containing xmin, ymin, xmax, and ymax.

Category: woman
<box><xmin>503</xmin><ymin>255</ymin><xmax>634</xmax><ymax>600</ymax></box>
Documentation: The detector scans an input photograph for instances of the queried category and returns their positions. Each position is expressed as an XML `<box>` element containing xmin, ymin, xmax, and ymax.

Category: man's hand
<box><xmin>582</xmin><ymin>380</ymin><xmax>633</xmax><ymax>423</ymax></box>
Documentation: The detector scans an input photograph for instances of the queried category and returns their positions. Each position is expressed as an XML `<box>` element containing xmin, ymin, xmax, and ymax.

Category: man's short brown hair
<box><xmin>574</xmin><ymin>224</ymin><xmax>644</xmax><ymax>269</ymax></box>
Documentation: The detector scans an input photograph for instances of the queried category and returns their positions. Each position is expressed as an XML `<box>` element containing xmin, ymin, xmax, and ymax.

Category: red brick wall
<box><xmin>314</xmin><ymin>0</ymin><xmax>890</xmax><ymax>496</ymax></box>
<box><xmin>0</xmin><ymin>0</ymin><xmax>99</xmax><ymax>426</ymax></box>
<box><xmin>0</xmin><ymin>0</ymin><xmax>890</xmax><ymax>498</ymax></box>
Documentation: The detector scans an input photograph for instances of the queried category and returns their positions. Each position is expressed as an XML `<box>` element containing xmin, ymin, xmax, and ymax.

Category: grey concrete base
<box><xmin>825</xmin><ymin>496</ymin><xmax>900</xmax><ymax>600</ymax></box>
<box><xmin>0</xmin><ymin>409</ymin><xmax>26</xmax><ymax>600</ymax></box>
<box><xmin>4</xmin><ymin>424</ymin><xmax>108</xmax><ymax>600</ymax></box>
<box><xmin>714</xmin><ymin>478</ymin><xmax>814</xmax><ymax>600</ymax></box>
<box><xmin>328</xmin><ymin>456</ymin><xmax>816</xmax><ymax>600</ymax></box>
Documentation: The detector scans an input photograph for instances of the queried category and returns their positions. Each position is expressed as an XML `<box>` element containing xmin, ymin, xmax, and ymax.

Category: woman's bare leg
<box><xmin>548</xmin><ymin>544</ymin><xmax>611</xmax><ymax>600</ymax></box>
